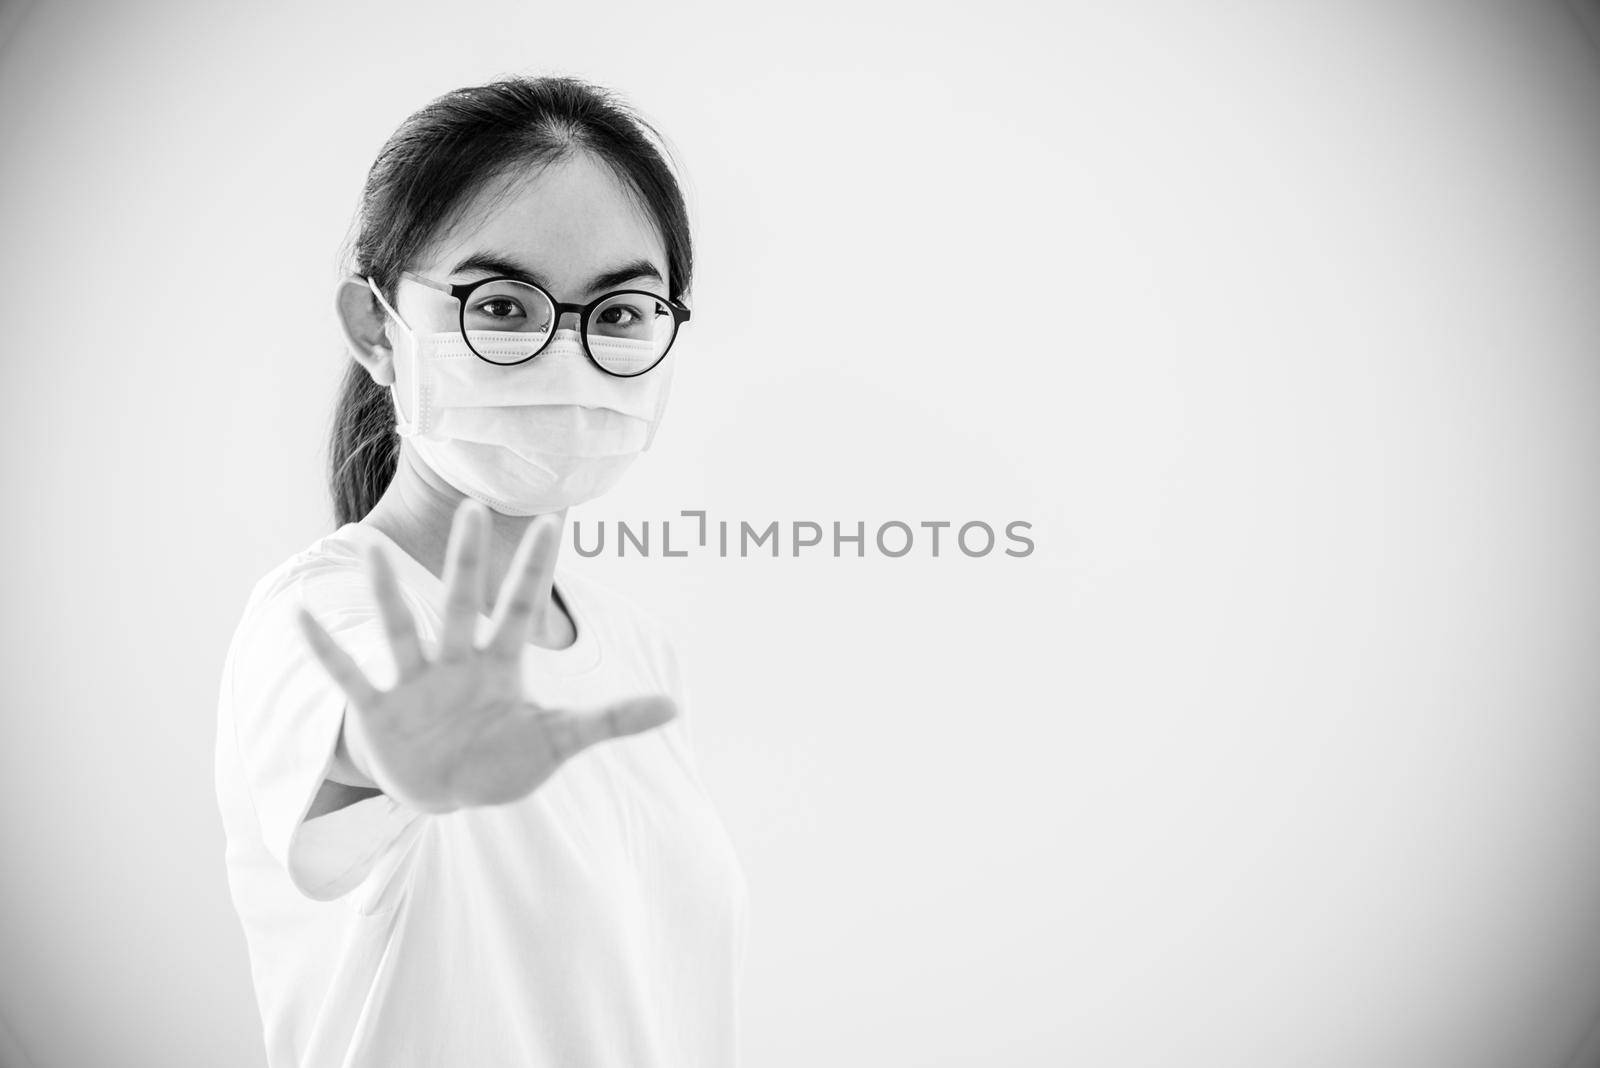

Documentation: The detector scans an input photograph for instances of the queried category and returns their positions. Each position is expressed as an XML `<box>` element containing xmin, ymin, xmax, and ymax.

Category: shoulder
<box><xmin>236</xmin><ymin>525</ymin><xmax>378</xmax><ymax>640</ymax></box>
<box><xmin>558</xmin><ymin>565</ymin><xmax>691</xmax><ymax>708</ymax></box>
<box><xmin>224</xmin><ymin>526</ymin><xmax>405</xmax><ymax>720</ymax></box>
<box><xmin>556</xmin><ymin>563</ymin><xmax>680</xmax><ymax>668</ymax></box>
<box><xmin>557</xmin><ymin>563</ymin><xmax>673</xmax><ymax>641</ymax></box>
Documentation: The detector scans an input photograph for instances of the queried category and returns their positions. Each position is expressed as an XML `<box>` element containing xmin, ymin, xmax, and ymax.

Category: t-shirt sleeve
<box><xmin>227</xmin><ymin>561</ymin><xmax>426</xmax><ymax>903</ymax></box>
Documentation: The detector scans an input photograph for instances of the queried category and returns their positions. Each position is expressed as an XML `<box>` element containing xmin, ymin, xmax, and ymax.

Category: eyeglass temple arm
<box><xmin>371</xmin><ymin>271</ymin><xmax>461</xmax><ymax>332</ymax></box>
<box><xmin>399</xmin><ymin>270</ymin><xmax>456</xmax><ymax>296</ymax></box>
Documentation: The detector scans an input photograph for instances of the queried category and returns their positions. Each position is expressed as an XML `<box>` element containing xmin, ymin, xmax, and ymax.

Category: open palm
<box><xmin>296</xmin><ymin>501</ymin><xmax>676</xmax><ymax>815</ymax></box>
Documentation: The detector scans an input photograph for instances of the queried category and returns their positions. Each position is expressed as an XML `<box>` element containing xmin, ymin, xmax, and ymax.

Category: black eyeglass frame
<box><xmin>397</xmin><ymin>269</ymin><xmax>691</xmax><ymax>377</ymax></box>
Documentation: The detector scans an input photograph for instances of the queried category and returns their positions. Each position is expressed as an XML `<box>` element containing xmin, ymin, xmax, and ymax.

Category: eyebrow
<box><xmin>448</xmin><ymin>251</ymin><xmax>665</xmax><ymax>297</ymax></box>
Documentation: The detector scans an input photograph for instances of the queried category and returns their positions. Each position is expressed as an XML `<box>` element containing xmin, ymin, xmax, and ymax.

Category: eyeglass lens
<box><xmin>460</xmin><ymin>279</ymin><xmax>676</xmax><ymax>375</ymax></box>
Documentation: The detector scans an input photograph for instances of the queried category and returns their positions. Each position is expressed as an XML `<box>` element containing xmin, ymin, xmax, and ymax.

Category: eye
<box><xmin>597</xmin><ymin>302</ymin><xmax>644</xmax><ymax>327</ymax></box>
<box><xmin>474</xmin><ymin>297</ymin><xmax>526</xmax><ymax>321</ymax></box>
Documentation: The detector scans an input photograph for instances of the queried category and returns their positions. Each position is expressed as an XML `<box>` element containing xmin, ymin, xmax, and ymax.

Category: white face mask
<box><xmin>367</xmin><ymin>277</ymin><xmax>677</xmax><ymax>517</ymax></box>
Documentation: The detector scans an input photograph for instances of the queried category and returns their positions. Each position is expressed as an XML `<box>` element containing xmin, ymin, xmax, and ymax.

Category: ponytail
<box><xmin>327</xmin><ymin>360</ymin><xmax>398</xmax><ymax>526</ymax></box>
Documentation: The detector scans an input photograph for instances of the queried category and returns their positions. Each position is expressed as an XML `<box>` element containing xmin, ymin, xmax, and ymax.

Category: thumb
<box><xmin>609</xmin><ymin>695</ymin><xmax>679</xmax><ymax>736</ymax></box>
<box><xmin>546</xmin><ymin>696</ymin><xmax>678</xmax><ymax>762</ymax></box>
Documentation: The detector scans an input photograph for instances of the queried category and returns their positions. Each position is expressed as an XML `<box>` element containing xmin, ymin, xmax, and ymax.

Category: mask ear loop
<box><xmin>365</xmin><ymin>275</ymin><xmax>411</xmax><ymax>331</ymax></box>
<box><xmin>366</xmin><ymin>276</ymin><xmax>425</xmax><ymax>437</ymax></box>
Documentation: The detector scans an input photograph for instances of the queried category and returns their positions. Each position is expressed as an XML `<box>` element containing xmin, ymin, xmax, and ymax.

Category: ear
<box><xmin>335</xmin><ymin>274</ymin><xmax>396</xmax><ymax>387</ymax></box>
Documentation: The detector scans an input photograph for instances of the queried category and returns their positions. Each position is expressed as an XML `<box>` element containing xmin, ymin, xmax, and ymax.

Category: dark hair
<box><xmin>327</xmin><ymin>75</ymin><xmax>694</xmax><ymax>526</ymax></box>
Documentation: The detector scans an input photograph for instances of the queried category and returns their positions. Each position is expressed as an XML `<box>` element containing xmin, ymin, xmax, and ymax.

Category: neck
<box><xmin>363</xmin><ymin>444</ymin><xmax>571</xmax><ymax>643</ymax></box>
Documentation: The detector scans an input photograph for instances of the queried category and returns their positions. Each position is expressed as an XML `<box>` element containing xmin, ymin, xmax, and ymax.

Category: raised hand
<box><xmin>295</xmin><ymin>500</ymin><xmax>677</xmax><ymax>815</ymax></box>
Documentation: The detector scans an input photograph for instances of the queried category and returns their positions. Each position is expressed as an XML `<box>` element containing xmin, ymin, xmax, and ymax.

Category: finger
<box><xmin>486</xmin><ymin>514</ymin><xmax>559</xmax><ymax>658</ymax></box>
<box><xmin>541</xmin><ymin>696</ymin><xmax>678</xmax><ymax>765</ymax></box>
<box><xmin>364</xmin><ymin>543</ymin><xmax>425</xmax><ymax>679</ymax></box>
<box><xmin>437</xmin><ymin>500</ymin><xmax>488</xmax><ymax>660</ymax></box>
<box><xmin>296</xmin><ymin>607</ymin><xmax>382</xmax><ymax>708</ymax></box>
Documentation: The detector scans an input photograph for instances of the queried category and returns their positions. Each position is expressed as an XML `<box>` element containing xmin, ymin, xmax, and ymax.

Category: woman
<box><xmin>214</xmin><ymin>75</ymin><xmax>750</xmax><ymax>1068</ymax></box>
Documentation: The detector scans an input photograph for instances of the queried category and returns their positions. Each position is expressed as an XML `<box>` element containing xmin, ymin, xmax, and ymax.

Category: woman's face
<box><xmin>395</xmin><ymin>150</ymin><xmax>671</xmax><ymax>335</ymax></box>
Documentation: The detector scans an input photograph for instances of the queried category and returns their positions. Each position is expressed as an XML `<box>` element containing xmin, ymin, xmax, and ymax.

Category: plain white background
<box><xmin>2</xmin><ymin>1</ymin><xmax>1598</xmax><ymax>1065</ymax></box>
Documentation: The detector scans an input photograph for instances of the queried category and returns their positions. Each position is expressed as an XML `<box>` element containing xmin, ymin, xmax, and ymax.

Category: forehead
<box><xmin>416</xmin><ymin>151</ymin><xmax>669</xmax><ymax>293</ymax></box>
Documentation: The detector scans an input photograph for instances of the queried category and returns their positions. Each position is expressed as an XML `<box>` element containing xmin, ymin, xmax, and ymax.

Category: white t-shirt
<box><xmin>214</xmin><ymin>521</ymin><xmax>750</xmax><ymax>1068</ymax></box>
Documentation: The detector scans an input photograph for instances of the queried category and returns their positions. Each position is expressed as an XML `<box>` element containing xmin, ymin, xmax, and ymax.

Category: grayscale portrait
<box><xmin>2</xmin><ymin>2</ymin><xmax>1599</xmax><ymax>1066</ymax></box>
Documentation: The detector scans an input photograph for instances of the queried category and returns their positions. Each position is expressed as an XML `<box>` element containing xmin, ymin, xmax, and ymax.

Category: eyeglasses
<box><xmin>378</xmin><ymin>270</ymin><xmax>691</xmax><ymax>377</ymax></box>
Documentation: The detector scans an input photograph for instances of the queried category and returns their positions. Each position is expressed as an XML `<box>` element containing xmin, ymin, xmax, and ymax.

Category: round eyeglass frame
<box><xmin>394</xmin><ymin>269</ymin><xmax>691</xmax><ymax>377</ymax></box>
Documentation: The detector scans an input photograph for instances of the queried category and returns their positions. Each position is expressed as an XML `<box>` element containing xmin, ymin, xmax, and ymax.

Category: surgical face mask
<box><xmin>367</xmin><ymin>278</ymin><xmax>677</xmax><ymax>517</ymax></box>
